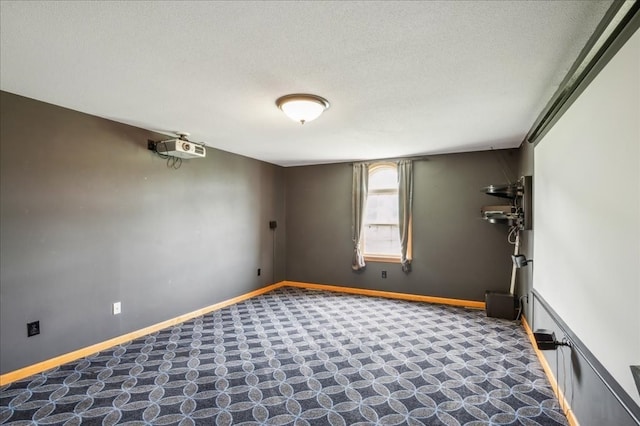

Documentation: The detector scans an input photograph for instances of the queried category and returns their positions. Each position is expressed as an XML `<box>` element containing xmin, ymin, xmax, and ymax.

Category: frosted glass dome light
<box><xmin>276</xmin><ymin>94</ymin><xmax>330</xmax><ymax>125</ymax></box>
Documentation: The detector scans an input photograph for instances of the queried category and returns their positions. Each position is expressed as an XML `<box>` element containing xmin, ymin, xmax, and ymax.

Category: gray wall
<box><xmin>0</xmin><ymin>92</ymin><xmax>286</xmax><ymax>374</ymax></box>
<box><xmin>517</xmin><ymin>141</ymin><xmax>534</xmax><ymax>319</ymax></box>
<box><xmin>531</xmin><ymin>295</ymin><xmax>639</xmax><ymax>426</ymax></box>
<box><xmin>285</xmin><ymin>150</ymin><xmax>519</xmax><ymax>301</ymax></box>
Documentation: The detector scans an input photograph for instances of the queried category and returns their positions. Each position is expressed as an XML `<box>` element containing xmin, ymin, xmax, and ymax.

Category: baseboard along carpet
<box><xmin>0</xmin><ymin>286</ymin><xmax>567</xmax><ymax>425</ymax></box>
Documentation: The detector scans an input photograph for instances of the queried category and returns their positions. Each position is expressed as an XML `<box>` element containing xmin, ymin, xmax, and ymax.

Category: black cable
<box><xmin>167</xmin><ymin>156</ymin><xmax>182</xmax><ymax>169</ymax></box>
<box><xmin>272</xmin><ymin>227</ymin><xmax>277</xmax><ymax>284</ymax></box>
<box><xmin>516</xmin><ymin>295</ymin><xmax>526</xmax><ymax>321</ymax></box>
<box><xmin>155</xmin><ymin>140</ymin><xmax>171</xmax><ymax>159</ymax></box>
<box><xmin>562</xmin><ymin>337</ymin><xmax>574</xmax><ymax>410</ymax></box>
<box><xmin>555</xmin><ymin>338</ymin><xmax>574</xmax><ymax>416</ymax></box>
<box><xmin>556</xmin><ymin>349</ymin><xmax>562</xmax><ymax>412</ymax></box>
<box><xmin>150</xmin><ymin>140</ymin><xmax>182</xmax><ymax>169</ymax></box>
<box><xmin>570</xmin><ymin>343</ymin><xmax>575</xmax><ymax>409</ymax></box>
<box><xmin>560</xmin><ymin>345</ymin><xmax>566</xmax><ymax>413</ymax></box>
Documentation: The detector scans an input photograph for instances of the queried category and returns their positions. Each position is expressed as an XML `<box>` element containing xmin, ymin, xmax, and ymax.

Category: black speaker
<box><xmin>485</xmin><ymin>292</ymin><xmax>517</xmax><ymax>320</ymax></box>
<box><xmin>269</xmin><ymin>221</ymin><xmax>277</xmax><ymax>229</ymax></box>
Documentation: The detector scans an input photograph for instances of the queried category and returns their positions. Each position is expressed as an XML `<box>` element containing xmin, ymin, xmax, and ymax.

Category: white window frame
<box><xmin>363</xmin><ymin>162</ymin><xmax>403</xmax><ymax>263</ymax></box>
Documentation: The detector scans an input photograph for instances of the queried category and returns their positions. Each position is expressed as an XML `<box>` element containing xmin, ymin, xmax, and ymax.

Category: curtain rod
<box><xmin>348</xmin><ymin>155</ymin><xmax>430</xmax><ymax>165</ymax></box>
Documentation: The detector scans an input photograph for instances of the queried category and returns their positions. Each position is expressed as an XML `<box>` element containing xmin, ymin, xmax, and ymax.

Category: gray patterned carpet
<box><xmin>1</xmin><ymin>287</ymin><xmax>567</xmax><ymax>425</ymax></box>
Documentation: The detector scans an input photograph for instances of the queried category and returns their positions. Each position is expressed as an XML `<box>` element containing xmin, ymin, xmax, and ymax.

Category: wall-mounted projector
<box><xmin>155</xmin><ymin>139</ymin><xmax>206</xmax><ymax>159</ymax></box>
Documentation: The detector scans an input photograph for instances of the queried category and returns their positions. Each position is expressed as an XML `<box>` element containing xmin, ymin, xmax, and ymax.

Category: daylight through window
<box><xmin>363</xmin><ymin>163</ymin><xmax>401</xmax><ymax>261</ymax></box>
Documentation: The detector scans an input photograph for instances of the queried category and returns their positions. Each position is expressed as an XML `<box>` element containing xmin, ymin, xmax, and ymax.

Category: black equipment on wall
<box><xmin>533</xmin><ymin>329</ymin><xmax>571</xmax><ymax>351</ymax></box>
<box><xmin>481</xmin><ymin>175</ymin><xmax>532</xmax><ymax>230</ymax></box>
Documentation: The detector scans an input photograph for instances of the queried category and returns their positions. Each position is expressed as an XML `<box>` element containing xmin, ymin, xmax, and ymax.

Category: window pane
<box><xmin>364</xmin><ymin>164</ymin><xmax>400</xmax><ymax>257</ymax></box>
<box><xmin>365</xmin><ymin>194</ymin><xmax>398</xmax><ymax>224</ymax></box>
<box><xmin>369</xmin><ymin>167</ymin><xmax>397</xmax><ymax>190</ymax></box>
<box><xmin>364</xmin><ymin>224</ymin><xmax>400</xmax><ymax>255</ymax></box>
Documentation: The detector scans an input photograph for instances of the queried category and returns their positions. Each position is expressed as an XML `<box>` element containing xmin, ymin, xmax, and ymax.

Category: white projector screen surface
<box><xmin>534</xmin><ymin>29</ymin><xmax>639</xmax><ymax>404</ymax></box>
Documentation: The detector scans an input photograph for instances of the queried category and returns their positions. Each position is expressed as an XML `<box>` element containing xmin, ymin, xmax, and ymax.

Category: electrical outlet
<box><xmin>112</xmin><ymin>302</ymin><xmax>122</xmax><ymax>315</ymax></box>
<box><xmin>382</xmin><ymin>270</ymin><xmax>387</xmax><ymax>279</ymax></box>
<box><xmin>27</xmin><ymin>321</ymin><xmax>40</xmax><ymax>337</ymax></box>
<box><xmin>257</xmin><ymin>268</ymin><xmax>261</xmax><ymax>276</ymax></box>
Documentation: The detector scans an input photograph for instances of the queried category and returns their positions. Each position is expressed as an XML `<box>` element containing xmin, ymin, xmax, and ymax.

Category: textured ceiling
<box><xmin>0</xmin><ymin>1</ymin><xmax>612</xmax><ymax>166</ymax></box>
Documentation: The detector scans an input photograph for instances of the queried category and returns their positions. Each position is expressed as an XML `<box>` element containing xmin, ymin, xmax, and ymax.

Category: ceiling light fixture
<box><xmin>276</xmin><ymin>94</ymin><xmax>330</xmax><ymax>125</ymax></box>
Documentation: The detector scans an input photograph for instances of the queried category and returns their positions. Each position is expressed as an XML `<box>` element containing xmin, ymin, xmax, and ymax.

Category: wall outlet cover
<box><xmin>113</xmin><ymin>302</ymin><xmax>122</xmax><ymax>315</ymax></box>
<box><xmin>27</xmin><ymin>321</ymin><xmax>40</xmax><ymax>337</ymax></box>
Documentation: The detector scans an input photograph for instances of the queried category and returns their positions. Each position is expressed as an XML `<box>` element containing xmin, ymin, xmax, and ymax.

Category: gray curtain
<box><xmin>398</xmin><ymin>160</ymin><xmax>413</xmax><ymax>272</ymax></box>
<box><xmin>352</xmin><ymin>163</ymin><xmax>369</xmax><ymax>270</ymax></box>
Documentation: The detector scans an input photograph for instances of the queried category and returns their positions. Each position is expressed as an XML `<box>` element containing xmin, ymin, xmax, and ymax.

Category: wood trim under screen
<box><xmin>521</xmin><ymin>316</ymin><xmax>579</xmax><ymax>426</ymax></box>
<box><xmin>0</xmin><ymin>281</ymin><xmax>483</xmax><ymax>386</ymax></box>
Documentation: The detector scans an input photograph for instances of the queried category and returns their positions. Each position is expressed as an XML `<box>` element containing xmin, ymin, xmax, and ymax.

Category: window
<box><xmin>352</xmin><ymin>160</ymin><xmax>412</xmax><ymax>272</ymax></box>
<box><xmin>363</xmin><ymin>163</ymin><xmax>401</xmax><ymax>262</ymax></box>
